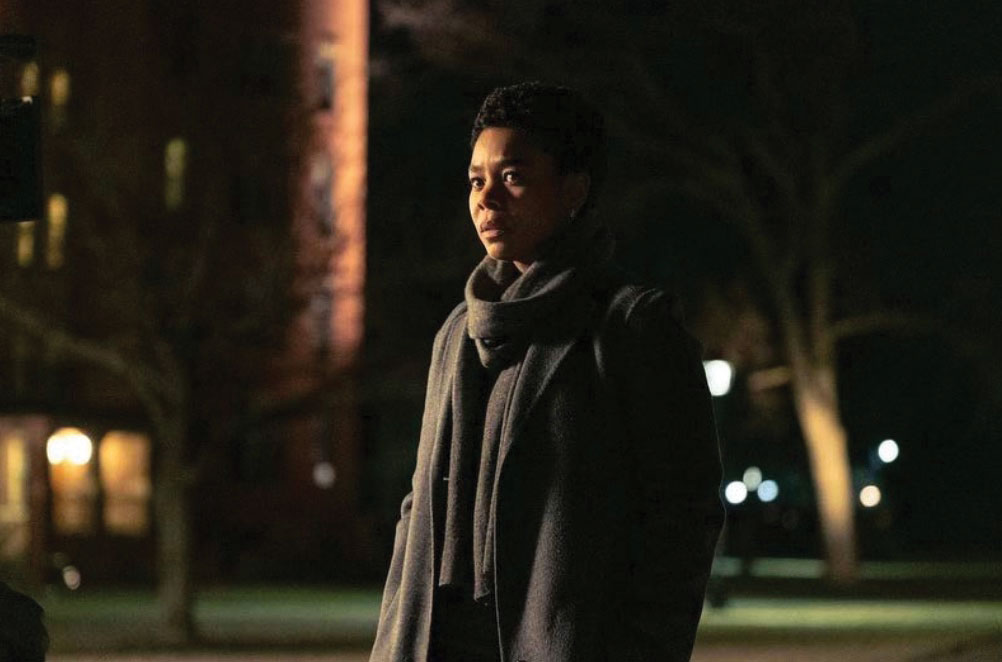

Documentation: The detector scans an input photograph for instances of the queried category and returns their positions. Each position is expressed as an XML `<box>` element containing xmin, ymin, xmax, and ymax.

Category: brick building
<box><xmin>0</xmin><ymin>0</ymin><xmax>369</xmax><ymax>586</ymax></box>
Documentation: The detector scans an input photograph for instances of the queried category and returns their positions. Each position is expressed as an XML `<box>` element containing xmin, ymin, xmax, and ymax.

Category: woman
<box><xmin>370</xmin><ymin>82</ymin><xmax>725</xmax><ymax>662</ymax></box>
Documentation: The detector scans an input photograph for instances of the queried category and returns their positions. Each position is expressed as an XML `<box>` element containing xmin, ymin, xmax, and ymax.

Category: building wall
<box><xmin>0</xmin><ymin>0</ymin><xmax>371</xmax><ymax>584</ymax></box>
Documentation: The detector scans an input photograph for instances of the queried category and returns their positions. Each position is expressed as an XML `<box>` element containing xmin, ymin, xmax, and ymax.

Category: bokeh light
<box><xmin>878</xmin><ymin>439</ymin><xmax>899</xmax><ymax>463</ymax></box>
<box><xmin>703</xmin><ymin>360</ymin><xmax>734</xmax><ymax>397</ymax></box>
<box><xmin>742</xmin><ymin>466</ymin><xmax>763</xmax><ymax>490</ymax></box>
<box><xmin>313</xmin><ymin>461</ymin><xmax>337</xmax><ymax>489</ymax></box>
<box><xmin>758</xmin><ymin>479</ymin><xmax>779</xmax><ymax>502</ymax></box>
<box><xmin>859</xmin><ymin>485</ymin><xmax>882</xmax><ymax>508</ymax></box>
<box><xmin>46</xmin><ymin>428</ymin><xmax>94</xmax><ymax>466</ymax></box>
<box><xmin>724</xmin><ymin>481</ymin><xmax>748</xmax><ymax>504</ymax></box>
<box><xmin>62</xmin><ymin>565</ymin><xmax>82</xmax><ymax>591</ymax></box>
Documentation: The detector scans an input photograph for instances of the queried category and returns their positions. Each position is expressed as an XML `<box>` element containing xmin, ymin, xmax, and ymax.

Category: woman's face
<box><xmin>468</xmin><ymin>127</ymin><xmax>587</xmax><ymax>272</ymax></box>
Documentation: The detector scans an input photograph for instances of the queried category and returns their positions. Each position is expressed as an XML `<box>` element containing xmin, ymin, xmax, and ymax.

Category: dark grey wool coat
<box><xmin>370</xmin><ymin>272</ymin><xmax>726</xmax><ymax>662</ymax></box>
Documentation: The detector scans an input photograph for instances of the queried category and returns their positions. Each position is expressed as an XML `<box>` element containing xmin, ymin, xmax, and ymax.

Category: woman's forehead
<box><xmin>469</xmin><ymin>127</ymin><xmax>552</xmax><ymax>169</ymax></box>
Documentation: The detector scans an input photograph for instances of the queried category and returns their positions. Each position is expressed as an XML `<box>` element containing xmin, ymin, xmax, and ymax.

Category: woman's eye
<box><xmin>469</xmin><ymin>177</ymin><xmax>484</xmax><ymax>189</ymax></box>
<box><xmin>503</xmin><ymin>171</ymin><xmax>522</xmax><ymax>184</ymax></box>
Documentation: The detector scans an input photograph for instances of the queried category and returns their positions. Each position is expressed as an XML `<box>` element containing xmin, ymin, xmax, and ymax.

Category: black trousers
<box><xmin>429</xmin><ymin>585</ymin><xmax>501</xmax><ymax>662</ymax></box>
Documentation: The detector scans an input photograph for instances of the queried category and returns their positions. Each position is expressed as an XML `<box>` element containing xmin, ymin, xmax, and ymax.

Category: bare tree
<box><xmin>0</xmin><ymin>1</ymin><xmax>318</xmax><ymax>641</ymax></box>
<box><xmin>376</xmin><ymin>0</ymin><xmax>1001</xmax><ymax>581</ymax></box>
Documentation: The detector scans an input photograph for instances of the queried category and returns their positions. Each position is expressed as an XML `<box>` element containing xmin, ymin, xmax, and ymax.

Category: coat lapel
<box><xmin>427</xmin><ymin>315</ymin><xmax>466</xmax><ymax>582</ymax></box>
<box><xmin>498</xmin><ymin>293</ymin><xmax>598</xmax><ymax>472</ymax></box>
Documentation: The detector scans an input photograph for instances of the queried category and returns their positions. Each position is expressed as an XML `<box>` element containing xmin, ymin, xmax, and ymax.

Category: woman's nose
<box><xmin>477</xmin><ymin>178</ymin><xmax>502</xmax><ymax>210</ymax></box>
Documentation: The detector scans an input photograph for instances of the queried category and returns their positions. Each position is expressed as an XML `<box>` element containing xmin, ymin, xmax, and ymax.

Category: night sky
<box><xmin>365</xmin><ymin>1</ymin><xmax>1002</xmax><ymax>558</ymax></box>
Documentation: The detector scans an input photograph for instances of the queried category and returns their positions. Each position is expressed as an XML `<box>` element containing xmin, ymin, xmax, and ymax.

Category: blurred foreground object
<box><xmin>0</xmin><ymin>581</ymin><xmax>48</xmax><ymax>662</ymax></box>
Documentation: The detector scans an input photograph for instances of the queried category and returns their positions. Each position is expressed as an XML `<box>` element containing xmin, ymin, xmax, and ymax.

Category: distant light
<box><xmin>20</xmin><ymin>61</ymin><xmax>40</xmax><ymax>97</ymax></box>
<box><xmin>758</xmin><ymin>480</ymin><xmax>779</xmax><ymax>502</ymax></box>
<box><xmin>313</xmin><ymin>461</ymin><xmax>336</xmax><ymax>489</ymax></box>
<box><xmin>50</xmin><ymin>69</ymin><xmax>71</xmax><ymax>106</ymax></box>
<box><xmin>724</xmin><ymin>481</ymin><xmax>747</xmax><ymax>505</ymax></box>
<box><xmin>878</xmin><ymin>439</ymin><xmax>899</xmax><ymax>463</ymax></box>
<box><xmin>16</xmin><ymin>221</ymin><xmax>34</xmax><ymax>268</ymax></box>
<box><xmin>742</xmin><ymin>466</ymin><xmax>763</xmax><ymax>490</ymax></box>
<box><xmin>859</xmin><ymin>485</ymin><xmax>881</xmax><ymax>508</ymax></box>
<box><xmin>46</xmin><ymin>194</ymin><xmax>68</xmax><ymax>269</ymax></box>
<box><xmin>62</xmin><ymin>565</ymin><xmax>81</xmax><ymax>591</ymax></box>
<box><xmin>46</xmin><ymin>428</ymin><xmax>93</xmax><ymax>466</ymax></box>
<box><xmin>703</xmin><ymin>360</ymin><xmax>734</xmax><ymax>397</ymax></box>
<box><xmin>164</xmin><ymin>138</ymin><xmax>188</xmax><ymax>210</ymax></box>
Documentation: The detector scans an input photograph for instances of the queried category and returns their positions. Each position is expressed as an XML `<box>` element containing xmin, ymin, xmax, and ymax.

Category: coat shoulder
<box><xmin>592</xmin><ymin>265</ymin><xmax>686</xmax><ymax>330</ymax></box>
<box><xmin>591</xmin><ymin>265</ymin><xmax>703</xmax><ymax>366</ymax></box>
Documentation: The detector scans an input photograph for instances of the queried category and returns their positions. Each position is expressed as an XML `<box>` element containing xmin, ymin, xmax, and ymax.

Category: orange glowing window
<box><xmin>48</xmin><ymin>427</ymin><xmax>97</xmax><ymax>536</ymax></box>
<box><xmin>20</xmin><ymin>62</ymin><xmax>40</xmax><ymax>97</ymax></box>
<box><xmin>49</xmin><ymin>69</ymin><xmax>70</xmax><ymax>106</ymax></box>
<box><xmin>164</xmin><ymin>138</ymin><xmax>187</xmax><ymax>210</ymax></box>
<box><xmin>46</xmin><ymin>194</ymin><xmax>67</xmax><ymax>269</ymax></box>
<box><xmin>98</xmin><ymin>431</ymin><xmax>151</xmax><ymax>536</ymax></box>
<box><xmin>16</xmin><ymin>221</ymin><xmax>34</xmax><ymax>267</ymax></box>
<box><xmin>0</xmin><ymin>433</ymin><xmax>29</xmax><ymax>558</ymax></box>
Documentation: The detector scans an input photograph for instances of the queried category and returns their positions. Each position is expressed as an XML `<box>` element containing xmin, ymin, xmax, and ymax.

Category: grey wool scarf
<box><xmin>437</xmin><ymin>212</ymin><xmax>615</xmax><ymax>602</ymax></box>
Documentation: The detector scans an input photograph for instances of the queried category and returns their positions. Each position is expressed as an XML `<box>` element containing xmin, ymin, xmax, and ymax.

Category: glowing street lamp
<box><xmin>46</xmin><ymin>428</ymin><xmax>93</xmax><ymax>466</ymax></box>
<box><xmin>742</xmin><ymin>466</ymin><xmax>763</xmax><ymax>490</ymax></box>
<box><xmin>703</xmin><ymin>360</ymin><xmax>733</xmax><ymax>397</ymax></box>
<box><xmin>724</xmin><ymin>481</ymin><xmax>748</xmax><ymax>505</ymax></box>
<box><xmin>877</xmin><ymin>439</ymin><xmax>899</xmax><ymax>464</ymax></box>
<box><xmin>859</xmin><ymin>484</ymin><xmax>881</xmax><ymax>508</ymax></box>
<box><xmin>757</xmin><ymin>480</ymin><xmax>779</xmax><ymax>502</ymax></box>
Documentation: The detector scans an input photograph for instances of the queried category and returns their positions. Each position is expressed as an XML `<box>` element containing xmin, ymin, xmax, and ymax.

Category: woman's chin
<box><xmin>484</xmin><ymin>243</ymin><xmax>520</xmax><ymax>262</ymax></box>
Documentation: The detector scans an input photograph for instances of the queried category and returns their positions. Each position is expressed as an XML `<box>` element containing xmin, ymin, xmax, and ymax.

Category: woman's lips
<box><xmin>480</xmin><ymin>220</ymin><xmax>507</xmax><ymax>240</ymax></box>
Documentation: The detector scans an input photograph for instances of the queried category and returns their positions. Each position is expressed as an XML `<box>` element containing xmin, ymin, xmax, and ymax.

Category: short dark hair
<box><xmin>471</xmin><ymin>81</ymin><xmax>606</xmax><ymax>213</ymax></box>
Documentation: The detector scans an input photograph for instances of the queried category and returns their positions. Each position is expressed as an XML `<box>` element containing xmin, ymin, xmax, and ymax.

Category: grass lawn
<box><xmin>41</xmin><ymin>585</ymin><xmax>1002</xmax><ymax>653</ymax></box>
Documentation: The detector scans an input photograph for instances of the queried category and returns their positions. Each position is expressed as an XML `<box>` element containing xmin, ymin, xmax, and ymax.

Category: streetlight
<box><xmin>877</xmin><ymin>439</ymin><xmax>899</xmax><ymax>464</ymax></box>
<box><xmin>46</xmin><ymin>428</ymin><xmax>93</xmax><ymax>466</ymax></box>
<box><xmin>742</xmin><ymin>466</ymin><xmax>763</xmax><ymax>490</ymax></box>
<box><xmin>859</xmin><ymin>484</ymin><xmax>881</xmax><ymax>508</ymax></box>
<box><xmin>703</xmin><ymin>360</ymin><xmax>733</xmax><ymax>397</ymax></box>
<box><xmin>724</xmin><ymin>481</ymin><xmax>748</xmax><ymax>505</ymax></box>
<box><xmin>758</xmin><ymin>480</ymin><xmax>779</xmax><ymax>502</ymax></box>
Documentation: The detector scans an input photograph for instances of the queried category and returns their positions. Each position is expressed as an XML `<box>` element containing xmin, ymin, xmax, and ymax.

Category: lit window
<box><xmin>98</xmin><ymin>431</ymin><xmax>151</xmax><ymax>536</ymax></box>
<box><xmin>310</xmin><ymin>288</ymin><xmax>332</xmax><ymax>353</ymax></box>
<box><xmin>164</xmin><ymin>138</ymin><xmax>187</xmax><ymax>210</ymax></box>
<box><xmin>50</xmin><ymin>69</ymin><xmax>71</xmax><ymax>106</ymax></box>
<box><xmin>16</xmin><ymin>221</ymin><xmax>35</xmax><ymax>267</ymax></box>
<box><xmin>46</xmin><ymin>194</ymin><xmax>67</xmax><ymax>268</ymax></box>
<box><xmin>47</xmin><ymin>427</ymin><xmax>97</xmax><ymax>536</ymax></box>
<box><xmin>310</xmin><ymin>152</ymin><xmax>333</xmax><ymax>233</ymax></box>
<box><xmin>20</xmin><ymin>62</ymin><xmax>40</xmax><ymax>97</ymax></box>
<box><xmin>314</xmin><ymin>40</ymin><xmax>336</xmax><ymax>111</ymax></box>
<box><xmin>0</xmin><ymin>432</ymin><xmax>29</xmax><ymax>558</ymax></box>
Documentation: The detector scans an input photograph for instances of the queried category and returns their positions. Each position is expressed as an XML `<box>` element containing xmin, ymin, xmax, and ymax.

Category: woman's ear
<box><xmin>563</xmin><ymin>172</ymin><xmax>590</xmax><ymax>217</ymax></box>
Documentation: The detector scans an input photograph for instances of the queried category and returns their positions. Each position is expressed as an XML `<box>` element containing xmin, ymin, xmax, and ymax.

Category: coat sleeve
<box><xmin>610</xmin><ymin>289</ymin><xmax>726</xmax><ymax>662</ymax></box>
<box><xmin>377</xmin><ymin>487</ymin><xmax>414</xmax><ymax>625</ymax></box>
<box><xmin>375</xmin><ymin>301</ymin><xmax>466</xmax><ymax>628</ymax></box>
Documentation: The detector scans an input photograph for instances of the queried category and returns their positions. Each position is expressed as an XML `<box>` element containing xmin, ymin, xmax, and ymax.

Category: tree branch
<box><xmin>830</xmin><ymin>76</ymin><xmax>1002</xmax><ymax>197</ymax></box>
<box><xmin>0</xmin><ymin>292</ymin><xmax>168</xmax><ymax>400</ymax></box>
<box><xmin>828</xmin><ymin>309</ymin><xmax>994</xmax><ymax>360</ymax></box>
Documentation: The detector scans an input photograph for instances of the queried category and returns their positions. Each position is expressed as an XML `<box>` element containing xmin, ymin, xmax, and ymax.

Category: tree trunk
<box><xmin>790</xmin><ymin>365</ymin><xmax>858</xmax><ymax>583</ymax></box>
<box><xmin>154</xmin><ymin>422</ymin><xmax>195</xmax><ymax>644</ymax></box>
